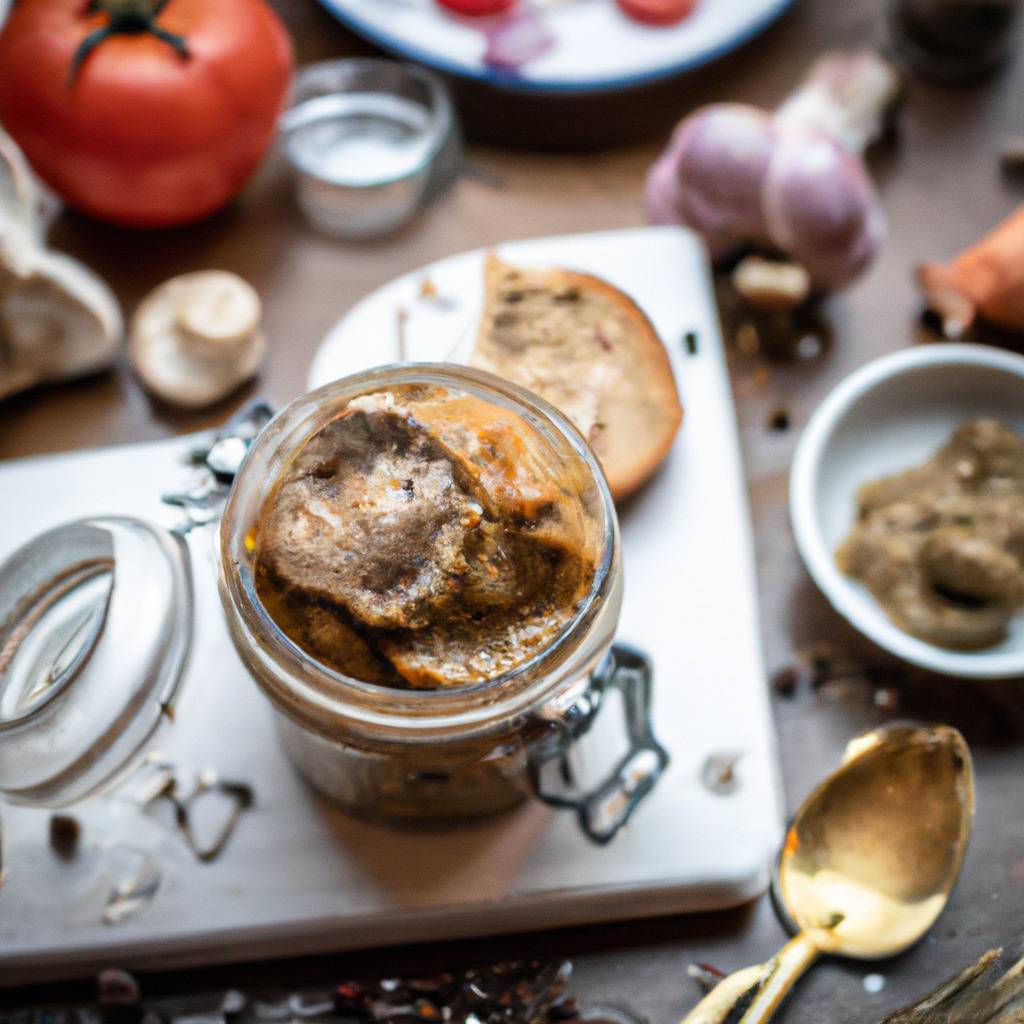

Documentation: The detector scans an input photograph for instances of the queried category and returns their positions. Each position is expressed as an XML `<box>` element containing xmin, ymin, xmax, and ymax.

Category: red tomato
<box><xmin>437</xmin><ymin>0</ymin><xmax>517</xmax><ymax>16</ymax></box>
<box><xmin>616</xmin><ymin>0</ymin><xmax>696</xmax><ymax>26</ymax></box>
<box><xmin>0</xmin><ymin>0</ymin><xmax>293</xmax><ymax>228</ymax></box>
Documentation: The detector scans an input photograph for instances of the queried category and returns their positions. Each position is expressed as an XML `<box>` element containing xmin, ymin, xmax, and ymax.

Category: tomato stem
<box><xmin>69</xmin><ymin>0</ymin><xmax>190</xmax><ymax>85</ymax></box>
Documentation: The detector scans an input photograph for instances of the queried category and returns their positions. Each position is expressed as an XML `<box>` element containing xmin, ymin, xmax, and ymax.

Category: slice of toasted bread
<box><xmin>471</xmin><ymin>254</ymin><xmax>683</xmax><ymax>501</ymax></box>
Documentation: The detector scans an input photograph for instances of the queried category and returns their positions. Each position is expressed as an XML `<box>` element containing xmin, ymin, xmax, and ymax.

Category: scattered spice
<box><xmin>334</xmin><ymin>981</ymin><xmax>371</xmax><ymax>1014</ymax></box>
<box><xmin>221</xmin><ymin>990</ymin><xmax>248</xmax><ymax>1020</ymax></box>
<box><xmin>102</xmin><ymin>847</ymin><xmax>162</xmax><ymax>926</ymax></box>
<box><xmin>684</xmin><ymin>329</ymin><xmax>699</xmax><ymax>355</ymax></box>
<box><xmin>767</xmin><ymin>407</ymin><xmax>791</xmax><ymax>433</ymax></box>
<box><xmin>800</xmin><ymin>644</ymin><xmax>869</xmax><ymax>689</ymax></box>
<box><xmin>753</xmin><ymin>365</ymin><xmax>771</xmax><ymax>388</ymax></box>
<box><xmin>873</xmin><ymin>687</ymin><xmax>902</xmax><ymax>714</ymax></box>
<box><xmin>770</xmin><ymin>663</ymin><xmax>808</xmax><ymax>697</ymax></box>
<box><xmin>687</xmin><ymin>963</ymin><xmax>726</xmax><ymax>993</ymax></box>
<box><xmin>1001</xmin><ymin>136</ymin><xmax>1024</xmax><ymax>172</ymax></box>
<box><xmin>9</xmin><ymin>962</ymin><xmax>646</xmax><ymax>1024</ymax></box>
<box><xmin>97</xmin><ymin>968</ymin><xmax>141</xmax><ymax>1005</ymax></box>
<box><xmin>49</xmin><ymin>813</ymin><xmax>81</xmax><ymax>860</ymax></box>
<box><xmin>288</xmin><ymin>992</ymin><xmax>335</xmax><ymax>1016</ymax></box>
<box><xmin>795</xmin><ymin>332</ymin><xmax>824</xmax><ymax>360</ymax></box>
<box><xmin>736</xmin><ymin>322</ymin><xmax>760</xmax><ymax>356</ymax></box>
<box><xmin>419</xmin><ymin>276</ymin><xmax>439</xmax><ymax>299</ymax></box>
<box><xmin>701</xmin><ymin>752</ymin><xmax>743</xmax><ymax>795</ymax></box>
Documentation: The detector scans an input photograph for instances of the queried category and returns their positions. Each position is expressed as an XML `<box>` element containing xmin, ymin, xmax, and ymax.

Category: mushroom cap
<box><xmin>129</xmin><ymin>270</ymin><xmax>266</xmax><ymax>409</ymax></box>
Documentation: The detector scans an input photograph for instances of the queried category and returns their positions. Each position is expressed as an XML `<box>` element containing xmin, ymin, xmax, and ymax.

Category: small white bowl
<box><xmin>790</xmin><ymin>343</ymin><xmax>1024</xmax><ymax>680</ymax></box>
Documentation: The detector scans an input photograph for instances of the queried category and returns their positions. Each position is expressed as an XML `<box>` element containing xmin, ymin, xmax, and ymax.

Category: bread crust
<box><xmin>475</xmin><ymin>254</ymin><xmax>683</xmax><ymax>500</ymax></box>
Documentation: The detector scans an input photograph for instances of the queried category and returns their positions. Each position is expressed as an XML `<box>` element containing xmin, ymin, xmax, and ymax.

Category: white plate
<box><xmin>315</xmin><ymin>0</ymin><xmax>793</xmax><ymax>93</ymax></box>
<box><xmin>790</xmin><ymin>343</ymin><xmax>1024</xmax><ymax>680</ymax></box>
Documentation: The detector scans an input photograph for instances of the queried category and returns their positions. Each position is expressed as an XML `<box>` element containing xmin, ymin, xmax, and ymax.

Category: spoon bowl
<box><xmin>776</xmin><ymin>724</ymin><xmax>973</xmax><ymax>959</ymax></box>
<box><xmin>683</xmin><ymin>723</ymin><xmax>974</xmax><ymax>1024</ymax></box>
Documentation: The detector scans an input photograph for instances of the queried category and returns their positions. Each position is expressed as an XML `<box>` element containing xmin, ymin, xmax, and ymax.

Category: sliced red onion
<box><xmin>483</xmin><ymin>7</ymin><xmax>555</xmax><ymax>72</ymax></box>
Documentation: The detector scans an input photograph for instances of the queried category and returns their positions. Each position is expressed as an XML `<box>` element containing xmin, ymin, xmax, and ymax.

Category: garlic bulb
<box><xmin>646</xmin><ymin>51</ymin><xmax>901</xmax><ymax>291</ymax></box>
<box><xmin>0</xmin><ymin>126</ymin><xmax>122</xmax><ymax>401</ymax></box>
<box><xmin>129</xmin><ymin>270</ymin><xmax>265</xmax><ymax>409</ymax></box>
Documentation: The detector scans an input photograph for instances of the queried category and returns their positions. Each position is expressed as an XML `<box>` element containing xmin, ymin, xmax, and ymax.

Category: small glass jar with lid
<box><xmin>218</xmin><ymin>364</ymin><xmax>666</xmax><ymax>836</ymax></box>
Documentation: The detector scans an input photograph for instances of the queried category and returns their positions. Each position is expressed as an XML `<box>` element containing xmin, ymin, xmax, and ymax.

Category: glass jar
<box><xmin>281</xmin><ymin>58</ymin><xmax>461</xmax><ymax>239</ymax></box>
<box><xmin>217</xmin><ymin>364</ymin><xmax>657</xmax><ymax>829</ymax></box>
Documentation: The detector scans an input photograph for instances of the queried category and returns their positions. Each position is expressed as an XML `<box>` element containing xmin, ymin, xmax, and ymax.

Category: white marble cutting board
<box><xmin>0</xmin><ymin>226</ymin><xmax>782</xmax><ymax>984</ymax></box>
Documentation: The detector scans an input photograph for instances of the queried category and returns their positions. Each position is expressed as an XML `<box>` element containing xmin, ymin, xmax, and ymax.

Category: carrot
<box><xmin>918</xmin><ymin>204</ymin><xmax>1024</xmax><ymax>337</ymax></box>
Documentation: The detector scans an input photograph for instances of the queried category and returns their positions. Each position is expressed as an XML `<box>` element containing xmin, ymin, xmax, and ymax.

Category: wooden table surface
<box><xmin>4</xmin><ymin>0</ymin><xmax>1024</xmax><ymax>1019</ymax></box>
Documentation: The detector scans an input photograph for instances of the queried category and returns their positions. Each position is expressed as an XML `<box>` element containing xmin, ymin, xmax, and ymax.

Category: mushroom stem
<box><xmin>130</xmin><ymin>270</ymin><xmax>265</xmax><ymax>409</ymax></box>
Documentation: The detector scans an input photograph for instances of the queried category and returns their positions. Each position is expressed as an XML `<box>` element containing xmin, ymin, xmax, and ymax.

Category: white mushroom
<box><xmin>129</xmin><ymin>270</ymin><xmax>266</xmax><ymax>409</ymax></box>
<box><xmin>0</xmin><ymin>125</ymin><xmax>122</xmax><ymax>401</ymax></box>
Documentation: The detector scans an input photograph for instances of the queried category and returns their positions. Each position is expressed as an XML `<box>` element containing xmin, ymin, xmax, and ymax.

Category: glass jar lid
<box><xmin>0</xmin><ymin>517</ymin><xmax>192</xmax><ymax>808</ymax></box>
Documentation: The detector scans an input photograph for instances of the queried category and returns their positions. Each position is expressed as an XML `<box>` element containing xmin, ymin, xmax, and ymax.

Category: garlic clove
<box><xmin>0</xmin><ymin>126</ymin><xmax>122</xmax><ymax>402</ymax></box>
<box><xmin>0</xmin><ymin>248</ymin><xmax>122</xmax><ymax>401</ymax></box>
<box><xmin>0</xmin><ymin>125</ymin><xmax>38</xmax><ymax>241</ymax></box>
<box><xmin>661</xmin><ymin>104</ymin><xmax>776</xmax><ymax>261</ymax></box>
<box><xmin>732</xmin><ymin>255</ymin><xmax>812</xmax><ymax>312</ymax></box>
<box><xmin>130</xmin><ymin>270</ymin><xmax>266</xmax><ymax>410</ymax></box>
<box><xmin>0</xmin><ymin>137</ymin><xmax>41</xmax><ymax>278</ymax></box>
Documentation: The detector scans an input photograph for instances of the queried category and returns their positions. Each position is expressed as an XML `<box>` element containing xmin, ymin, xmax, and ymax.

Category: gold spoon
<box><xmin>683</xmin><ymin>723</ymin><xmax>975</xmax><ymax>1024</ymax></box>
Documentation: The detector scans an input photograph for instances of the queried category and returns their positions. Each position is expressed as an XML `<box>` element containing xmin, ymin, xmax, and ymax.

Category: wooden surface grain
<box><xmin>3</xmin><ymin>0</ymin><xmax>1024</xmax><ymax>1019</ymax></box>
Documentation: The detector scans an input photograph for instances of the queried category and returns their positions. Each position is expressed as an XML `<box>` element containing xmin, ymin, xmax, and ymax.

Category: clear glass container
<box><xmin>281</xmin><ymin>59</ymin><xmax>460</xmax><ymax>239</ymax></box>
<box><xmin>217</xmin><ymin>364</ymin><xmax>637</xmax><ymax>825</ymax></box>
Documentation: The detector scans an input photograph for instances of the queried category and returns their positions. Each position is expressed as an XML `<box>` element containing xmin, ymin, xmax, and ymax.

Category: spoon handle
<box><xmin>738</xmin><ymin>933</ymin><xmax>820</xmax><ymax>1023</ymax></box>
<box><xmin>679</xmin><ymin>933</ymin><xmax>819</xmax><ymax>1024</ymax></box>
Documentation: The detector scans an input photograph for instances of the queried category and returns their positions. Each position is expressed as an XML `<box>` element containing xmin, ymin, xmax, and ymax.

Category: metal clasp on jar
<box><xmin>163</xmin><ymin>400</ymin><xmax>274</xmax><ymax>532</ymax></box>
<box><xmin>529</xmin><ymin>644</ymin><xmax>669</xmax><ymax>845</ymax></box>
